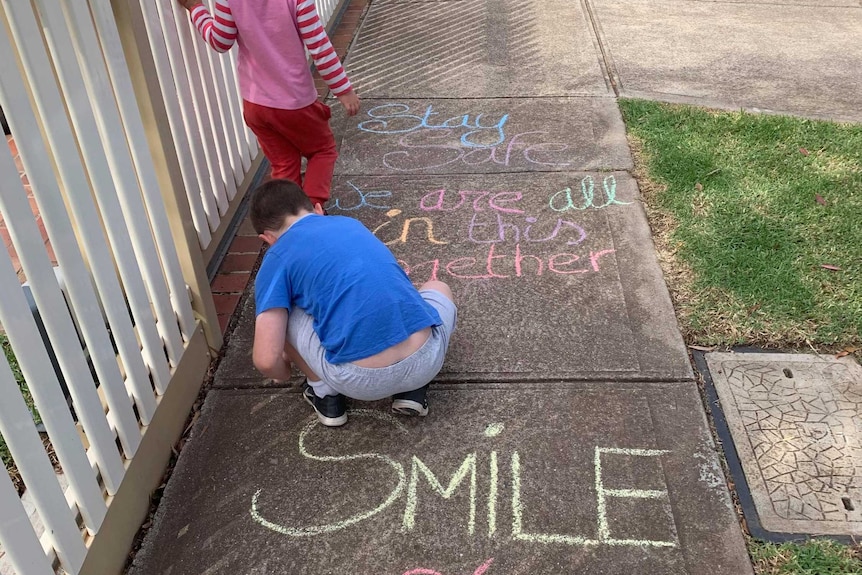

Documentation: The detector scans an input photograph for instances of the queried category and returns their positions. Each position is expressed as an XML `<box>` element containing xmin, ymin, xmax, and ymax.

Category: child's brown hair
<box><xmin>250</xmin><ymin>179</ymin><xmax>314</xmax><ymax>234</ymax></box>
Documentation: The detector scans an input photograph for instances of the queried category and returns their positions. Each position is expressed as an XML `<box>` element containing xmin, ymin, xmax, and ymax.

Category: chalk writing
<box><xmin>511</xmin><ymin>451</ymin><xmax>596</xmax><ymax>546</ymax></box>
<box><xmin>403</xmin><ymin>558</ymin><xmax>494</xmax><ymax>575</ymax></box>
<box><xmin>250</xmin><ymin>414</ymin><xmax>678</xmax><ymax>549</ymax></box>
<box><xmin>420</xmin><ymin>189</ymin><xmax>526</xmax><ymax>213</ymax></box>
<box><xmin>468</xmin><ymin>213</ymin><xmax>586</xmax><ymax>246</ymax></box>
<box><xmin>414</xmin><ymin>188</ymin><xmax>589</xmax><ymax>246</ymax></box>
<box><xmin>549</xmin><ymin>176</ymin><xmax>631</xmax><ymax>212</ymax></box>
<box><xmin>404</xmin><ymin>454</ymin><xmax>478</xmax><ymax>534</ymax></box>
<box><xmin>512</xmin><ymin>448</ymin><xmax>676</xmax><ymax>547</ymax></box>
<box><xmin>332</xmin><ymin>181</ymin><xmax>393</xmax><ymax>211</ymax></box>
<box><xmin>324</xmin><ymin>180</ymin><xmax>631</xmax><ymax>283</ymax></box>
<box><xmin>487</xmin><ymin>452</ymin><xmax>498</xmax><ymax>539</ymax></box>
<box><xmin>358</xmin><ymin>103</ymin><xmax>509</xmax><ymax>148</ymax></box>
<box><xmin>377</xmin><ymin>205</ymin><xmax>586</xmax><ymax>248</ymax></box>
<box><xmin>594</xmin><ymin>447</ymin><xmax>676</xmax><ymax>547</ymax></box>
<box><xmin>374</xmin><ymin>210</ymin><xmax>450</xmax><ymax>245</ymax></box>
<box><xmin>250</xmin><ymin>410</ymin><xmax>408</xmax><ymax>536</ymax></box>
<box><xmin>354</xmin><ymin>103</ymin><xmax>571</xmax><ymax>172</ymax></box>
<box><xmin>382</xmin><ymin>131</ymin><xmax>570</xmax><ymax>172</ymax></box>
<box><xmin>397</xmin><ymin>245</ymin><xmax>616</xmax><ymax>284</ymax></box>
<box><xmin>418</xmin><ymin>187</ymin><xmax>585</xmax><ymax>244</ymax></box>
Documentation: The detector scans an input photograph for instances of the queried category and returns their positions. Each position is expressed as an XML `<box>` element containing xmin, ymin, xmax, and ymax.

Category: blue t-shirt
<box><xmin>254</xmin><ymin>214</ymin><xmax>443</xmax><ymax>364</ymax></box>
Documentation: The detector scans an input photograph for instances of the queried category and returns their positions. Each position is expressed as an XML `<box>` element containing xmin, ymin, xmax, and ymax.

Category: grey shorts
<box><xmin>287</xmin><ymin>289</ymin><xmax>457</xmax><ymax>401</ymax></box>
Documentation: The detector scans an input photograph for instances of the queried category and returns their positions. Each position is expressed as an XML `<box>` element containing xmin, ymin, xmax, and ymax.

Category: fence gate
<box><xmin>0</xmin><ymin>0</ymin><xmax>348</xmax><ymax>571</ymax></box>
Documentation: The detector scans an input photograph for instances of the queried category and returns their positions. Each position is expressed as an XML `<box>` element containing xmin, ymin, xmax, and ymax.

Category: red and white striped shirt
<box><xmin>189</xmin><ymin>0</ymin><xmax>352</xmax><ymax>107</ymax></box>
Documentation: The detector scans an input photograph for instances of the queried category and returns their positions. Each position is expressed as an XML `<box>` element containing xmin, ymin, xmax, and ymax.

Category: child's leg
<box><xmin>290</xmin><ymin>102</ymin><xmax>337</xmax><ymax>207</ymax></box>
<box><xmin>286</xmin><ymin>307</ymin><xmax>347</xmax><ymax>427</ymax></box>
<box><xmin>282</xmin><ymin>341</ymin><xmax>339</xmax><ymax>398</ymax></box>
<box><xmin>299</xmin><ymin>105</ymin><xmax>337</xmax><ymax>208</ymax></box>
<box><xmin>282</xmin><ymin>342</ymin><xmax>321</xmax><ymax>382</ymax></box>
<box><xmin>243</xmin><ymin>100</ymin><xmax>302</xmax><ymax>184</ymax></box>
<box><xmin>391</xmin><ymin>281</ymin><xmax>456</xmax><ymax>416</ymax></box>
<box><xmin>419</xmin><ymin>280</ymin><xmax>454</xmax><ymax>303</ymax></box>
<box><xmin>285</xmin><ymin>307</ymin><xmax>341</xmax><ymax>398</ymax></box>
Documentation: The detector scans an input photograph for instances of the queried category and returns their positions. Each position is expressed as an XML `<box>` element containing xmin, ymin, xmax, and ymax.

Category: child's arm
<box><xmin>253</xmin><ymin>309</ymin><xmax>293</xmax><ymax>381</ymax></box>
<box><xmin>297</xmin><ymin>0</ymin><xmax>360</xmax><ymax>116</ymax></box>
<box><xmin>176</xmin><ymin>0</ymin><xmax>238</xmax><ymax>53</ymax></box>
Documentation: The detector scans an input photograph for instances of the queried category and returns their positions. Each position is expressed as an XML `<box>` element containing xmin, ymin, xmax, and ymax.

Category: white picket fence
<box><xmin>316</xmin><ymin>0</ymin><xmax>343</xmax><ymax>29</ymax></box>
<box><xmin>0</xmin><ymin>0</ymin><xmax>343</xmax><ymax>573</ymax></box>
<box><xmin>138</xmin><ymin>0</ymin><xmax>257</xmax><ymax>250</ymax></box>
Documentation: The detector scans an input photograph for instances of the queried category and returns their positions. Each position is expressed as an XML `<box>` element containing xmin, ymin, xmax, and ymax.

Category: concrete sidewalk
<box><xmin>129</xmin><ymin>0</ymin><xmax>859</xmax><ymax>573</ymax></box>
<box><xmin>589</xmin><ymin>0</ymin><xmax>862</xmax><ymax>123</ymax></box>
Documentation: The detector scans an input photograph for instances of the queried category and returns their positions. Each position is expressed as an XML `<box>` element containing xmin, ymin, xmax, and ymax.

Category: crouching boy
<box><xmin>251</xmin><ymin>179</ymin><xmax>457</xmax><ymax>426</ymax></box>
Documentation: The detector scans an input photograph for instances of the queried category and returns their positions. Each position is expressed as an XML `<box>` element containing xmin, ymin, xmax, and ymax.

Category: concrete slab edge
<box><xmin>339</xmin><ymin>90</ymin><xmax>615</xmax><ymax>100</ymax></box>
<box><xmin>213</xmin><ymin>373</ymin><xmax>698</xmax><ymax>391</ymax></box>
<box><xmin>209</xmin><ymin>379</ymin><xmax>705</xmax><ymax>394</ymax></box>
<box><xmin>691</xmin><ymin>349</ymin><xmax>861</xmax><ymax>544</ymax></box>
<box><xmin>619</xmin><ymin>89</ymin><xmax>862</xmax><ymax>125</ymax></box>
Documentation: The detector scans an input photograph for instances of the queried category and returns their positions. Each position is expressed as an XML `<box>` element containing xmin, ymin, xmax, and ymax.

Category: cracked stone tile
<box><xmin>707</xmin><ymin>352</ymin><xmax>862</xmax><ymax>535</ymax></box>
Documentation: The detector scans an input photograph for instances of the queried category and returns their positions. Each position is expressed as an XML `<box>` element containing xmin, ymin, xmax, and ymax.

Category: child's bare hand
<box><xmin>337</xmin><ymin>90</ymin><xmax>360</xmax><ymax>117</ymax></box>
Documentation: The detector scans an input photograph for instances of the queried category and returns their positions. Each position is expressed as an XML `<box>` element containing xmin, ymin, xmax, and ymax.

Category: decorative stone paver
<box><xmin>706</xmin><ymin>352</ymin><xmax>862</xmax><ymax>535</ymax></box>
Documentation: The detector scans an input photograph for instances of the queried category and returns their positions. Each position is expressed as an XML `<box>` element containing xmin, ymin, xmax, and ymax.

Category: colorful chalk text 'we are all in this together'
<box><xmin>333</xmin><ymin>101</ymin><xmax>634</xmax><ymax>285</ymax></box>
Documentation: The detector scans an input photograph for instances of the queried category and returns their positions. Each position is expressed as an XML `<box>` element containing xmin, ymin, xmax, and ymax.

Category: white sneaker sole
<box><xmin>316</xmin><ymin>413</ymin><xmax>348</xmax><ymax>427</ymax></box>
<box><xmin>391</xmin><ymin>399</ymin><xmax>429</xmax><ymax>417</ymax></box>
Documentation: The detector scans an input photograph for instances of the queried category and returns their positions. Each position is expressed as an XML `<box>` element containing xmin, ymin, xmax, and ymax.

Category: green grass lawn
<box><xmin>620</xmin><ymin>100</ymin><xmax>862</xmax><ymax>574</ymax></box>
<box><xmin>619</xmin><ymin>99</ymin><xmax>861</xmax><ymax>349</ymax></box>
<box><xmin>749</xmin><ymin>539</ymin><xmax>862</xmax><ymax>575</ymax></box>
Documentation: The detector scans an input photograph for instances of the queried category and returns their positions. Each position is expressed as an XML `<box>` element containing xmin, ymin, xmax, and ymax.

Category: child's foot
<box><xmin>303</xmin><ymin>382</ymin><xmax>347</xmax><ymax>427</ymax></box>
<box><xmin>392</xmin><ymin>385</ymin><xmax>429</xmax><ymax>417</ymax></box>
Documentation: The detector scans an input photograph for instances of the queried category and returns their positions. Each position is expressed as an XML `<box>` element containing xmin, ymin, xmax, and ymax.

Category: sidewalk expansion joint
<box><xmin>340</xmin><ymin>95</ymin><xmax>622</xmax><ymax>101</ymax></box>
<box><xmin>212</xmin><ymin>378</ymin><xmax>698</xmax><ymax>394</ymax></box>
<box><xmin>581</xmin><ymin>0</ymin><xmax>621</xmax><ymax>96</ymax></box>
<box><xmin>333</xmin><ymin>168</ymin><xmax>634</xmax><ymax>177</ymax></box>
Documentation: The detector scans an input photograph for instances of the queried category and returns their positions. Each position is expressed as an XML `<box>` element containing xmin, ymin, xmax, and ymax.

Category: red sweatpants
<box><xmin>243</xmin><ymin>99</ymin><xmax>338</xmax><ymax>207</ymax></box>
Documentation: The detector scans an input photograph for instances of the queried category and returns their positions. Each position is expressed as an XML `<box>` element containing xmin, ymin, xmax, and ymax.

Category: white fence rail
<box><xmin>317</xmin><ymin>0</ymin><xmax>342</xmax><ymax>29</ymax></box>
<box><xmin>0</xmin><ymin>0</ymin><xmax>356</xmax><ymax>570</ymax></box>
<box><xmin>0</xmin><ymin>0</ymin><xmax>193</xmax><ymax>567</ymax></box>
<box><xmin>141</xmin><ymin>0</ymin><xmax>259</xmax><ymax>250</ymax></box>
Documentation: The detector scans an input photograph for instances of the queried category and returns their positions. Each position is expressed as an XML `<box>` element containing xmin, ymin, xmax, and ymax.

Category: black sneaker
<box><xmin>392</xmin><ymin>385</ymin><xmax>429</xmax><ymax>417</ymax></box>
<box><xmin>303</xmin><ymin>383</ymin><xmax>347</xmax><ymax>427</ymax></box>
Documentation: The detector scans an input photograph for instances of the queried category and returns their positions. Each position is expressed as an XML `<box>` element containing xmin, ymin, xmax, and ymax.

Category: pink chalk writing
<box><xmin>415</xmin><ymin>188</ymin><xmax>587</xmax><ymax>246</ymax></box>
<box><xmin>402</xmin><ymin>558</ymin><xmax>494</xmax><ymax>575</ymax></box>
<box><xmin>398</xmin><ymin>245</ymin><xmax>616</xmax><ymax>284</ymax></box>
<box><xmin>420</xmin><ymin>189</ymin><xmax>525</xmax><ymax>214</ymax></box>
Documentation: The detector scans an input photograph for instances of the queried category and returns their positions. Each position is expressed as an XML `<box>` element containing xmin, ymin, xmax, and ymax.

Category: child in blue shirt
<box><xmin>251</xmin><ymin>179</ymin><xmax>457</xmax><ymax>426</ymax></box>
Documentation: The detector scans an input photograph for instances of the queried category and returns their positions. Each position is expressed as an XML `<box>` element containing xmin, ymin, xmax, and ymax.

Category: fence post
<box><xmin>109</xmin><ymin>0</ymin><xmax>223</xmax><ymax>351</ymax></box>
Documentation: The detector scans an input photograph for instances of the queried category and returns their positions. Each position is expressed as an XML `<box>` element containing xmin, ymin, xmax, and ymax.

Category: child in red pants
<box><xmin>177</xmin><ymin>0</ymin><xmax>360</xmax><ymax>208</ymax></box>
